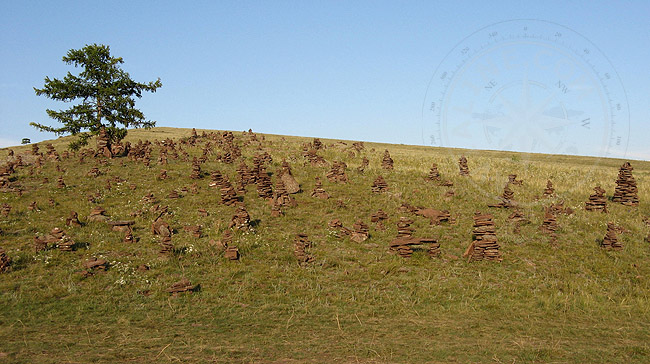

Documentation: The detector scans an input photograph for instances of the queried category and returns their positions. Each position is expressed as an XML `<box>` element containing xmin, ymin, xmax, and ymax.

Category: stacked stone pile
<box><xmin>256</xmin><ymin>166</ymin><xmax>273</xmax><ymax>200</ymax></box>
<box><xmin>612</xmin><ymin>162</ymin><xmax>639</xmax><ymax>206</ymax></box>
<box><xmin>381</xmin><ymin>150</ymin><xmax>394</xmax><ymax>170</ymax></box>
<box><xmin>294</xmin><ymin>233</ymin><xmax>314</xmax><ymax>264</ymax></box>
<box><xmin>543</xmin><ymin>180</ymin><xmax>555</xmax><ymax>198</ymax></box>
<box><xmin>88</xmin><ymin>207</ymin><xmax>109</xmax><ymax>222</ymax></box>
<box><xmin>65</xmin><ymin>211</ymin><xmax>82</xmax><ymax>227</ymax></box>
<box><xmin>601</xmin><ymin>222</ymin><xmax>623</xmax><ymax>250</ymax></box>
<box><xmin>371</xmin><ymin>176</ymin><xmax>388</xmax><ymax>193</ymax></box>
<box><xmin>463</xmin><ymin>212</ymin><xmax>501</xmax><ymax>262</ymax></box>
<box><xmin>585</xmin><ymin>186</ymin><xmax>608</xmax><ymax>212</ymax></box>
<box><xmin>458</xmin><ymin>156</ymin><xmax>470</xmax><ymax>176</ymax></box>
<box><xmin>219</xmin><ymin>176</ymin><xmax>239</xmax><ymax>206</ymax></box>
<box><xmin>357</xmin><ymin>157</ymin><xmax>369</xmax><ymax>173</ymax></box>
<box><xmin>326</xmin><ymin>161</ymin><xmax>349</xmax><ymax>183</ymax></box>
<box><xmin>350</xmin><ymin>219</ymin><xmax>369</xmax><ymax>243</ymax></box>
<box><xmin>278</xmin><ymin>161</ymin><xmax>300</xmax><ymax>194</ymax></box>
<box><xmin>311</xmin><ymin>177</ymin><xmax>330</xmax><ymax>199</ymax></box>
<box><xmin>229</xmin><ymin>205</ymin><xmax>251</xmax><ymax>229</ymax></box>
<box><xmin>370</xmin><ymin>209</ymin><xmax>388</xmax><ymax>230</ymax></box>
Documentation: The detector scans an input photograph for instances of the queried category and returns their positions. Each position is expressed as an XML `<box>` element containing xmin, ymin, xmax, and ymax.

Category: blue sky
<box><xmin>1</xmin><ymin>0</ymin><xmax>648</xmax><ymax>160</ymax></box>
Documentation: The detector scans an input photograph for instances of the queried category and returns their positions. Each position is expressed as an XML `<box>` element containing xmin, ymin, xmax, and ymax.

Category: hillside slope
<box><xmin>1</xmin><ymin>127</ymin><xmax>649</xmax><ymax>363</ymax></box>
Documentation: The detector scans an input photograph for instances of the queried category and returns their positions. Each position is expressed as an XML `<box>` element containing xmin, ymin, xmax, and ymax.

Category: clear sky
<box><xmin>1</xmin><ymin>0</ymin><xmax>648</xmax><ymax>160</ymax></box>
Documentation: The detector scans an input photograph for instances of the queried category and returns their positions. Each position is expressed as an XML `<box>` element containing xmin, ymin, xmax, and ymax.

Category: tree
<box><xmin>31</xmin><ymin>44</ymin><xmax>162</xmax><ymax>150</ymax></box>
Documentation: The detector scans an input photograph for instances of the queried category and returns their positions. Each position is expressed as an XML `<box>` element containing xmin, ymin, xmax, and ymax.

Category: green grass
<box><xmin>1</xmin><ymin>127</ymin><xmax>649</xmax><ymax>363</ymax></box>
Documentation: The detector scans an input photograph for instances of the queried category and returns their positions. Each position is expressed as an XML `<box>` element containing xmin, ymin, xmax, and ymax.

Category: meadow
<box><xmin>1</xmin><ymin>127</ymin><xmax>649</xmax><ymax>363</ymax></box>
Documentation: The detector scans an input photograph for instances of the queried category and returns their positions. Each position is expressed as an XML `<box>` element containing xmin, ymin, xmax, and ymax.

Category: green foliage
<box><xmin>31</xmin><ymin>44</ymin><xmax>162</xmax><ymax>149</ymax></box>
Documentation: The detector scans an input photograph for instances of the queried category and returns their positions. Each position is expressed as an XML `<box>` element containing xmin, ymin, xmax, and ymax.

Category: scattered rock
<box><xmin>167</xmin><ymin>278</ymin><xmax>199</xmax><ymax>294</ymax></box>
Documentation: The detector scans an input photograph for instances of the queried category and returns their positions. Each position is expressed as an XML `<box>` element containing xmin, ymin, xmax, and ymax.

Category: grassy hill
<box><xmin>1</xmin><ymin>127</ymin><xmax>649</xmax><ymax>363</ymax></box>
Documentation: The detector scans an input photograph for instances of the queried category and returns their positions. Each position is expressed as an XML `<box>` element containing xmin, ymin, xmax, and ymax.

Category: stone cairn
<box><xmin>209</xmin><ymin>170</ymin><xmax>226</xmax><ymax>189</ymax></box>
<box><xmin>371</xmin><ymin>175</ymin><xmax>388</xmax><ymax>193</ymax></box>
<box><xmin>585</xmin><ymin>186</ymin><xmax>608</xmax><ymax>213</ymax></box>
<box><xmin>88</xmin><ymin>206</ymin><xmax>109</xmax><ymax>222</ymax></box>
<box><xmin>350</xmin><ymin>219</ymin><xmax>369</xmax><ymax>243</ymax></box>
<box><xmin>312</xmin><ymin>138</ymin><xmax>323</xmax><ymax>150</ymax></box>
<box><xmin>279</xmin><ymin>160</ymin><xmax>300</xmax><ymax>194</ymax></box>
<box><xmin>108</xmin><ymin>220</ymin><xmax>135</xmax><ymax>243</ymax></box>
<box><xmin>488</xmin><ymin>183</ymin><xmax>516</xmax><ymax>208</ymax></box>
<box><xmin>219</xmin><ymin>176</ymin><xmax>239</xmax><ymax>206</ymax></box>
<box><xmin>46</xmin><ymin>227</ymin><xmax>75</xmax><ymax>251</ymax></box>
<box><xmin>96</xmin><ymin>128</ymin><xmax>112</xmax><ymax>158</ymax></box>
<box><xmin>28</xmin><ymin>201</ymin><xmax>39</xmax><ymax>211</ymax></box>
<box><xmin>458</xmin><ymin>156</ymin><xmax>470</xmax><ymax>176</ymax></box>
<box><xmin>327</xmin><ymin>219</ymin><xmax>351</xmax><ymax>238</ymax></box>
<box><xmin>151</xmin><ymin>210</ymin><xmax>173</xmax><ymax>254</ymax></box>
<box><xmin>463</xmin><ymin>212</ymin><xmax>501</xmax><ymax>262</ymax></box>
<box><xmin>508</xmin><ymin>174</ymin><xmax>523</xmax><ymax>186</ymax></box>
<box><xmin>87</xmin><ymin>167</ymin><xmax>101</xmax><ymax>178</ymax></box>
<box><xmin>543</xmin><ymin>180</ymin><xmax>555</xmax><ymax>198</ymax></box>
<box><xmin>310</xmin><ymin>177</ymin><xmax>330</xmax><ymax>199</ymax></box>
<box><xmin>158</xmin><ymin>169</ymin><xmax>169</xmax><ymax>180</ymax></box>
<box><xmin>326</xmin><ymin>161</ymin><xmax>349</xmax><ymax>183</ymax></box>
<box><xmin>425</xmin><ymin>163</ymin><xmax>453</xmax><ymax>186</ymax></box>
<box><xmin>601</xmin><ymin>222</ymin><xmax>623</xmax><ymax>250</ymax></box>
<box><xmin>65</xmin><ymin>211</ymin><xmax>82</xmax><ymax>227</ymax></box>
<box><xmin>237</xmin><ymin>161</ymin><xmax>256</xmax><ymax>192</ymax></box>
<box><xmin>273</xmin><ymin>178</ymin><xmax>296</xmax><ymax>207</ymax></box>
<box><xmin>370</xmin><ymin>209</ymin><xmax>388</xmax><ymax>230</ymax></box>
<box><xmin>389</xmin><ymin>218</ymin><xmax>440</xmax><ymax>258</ymax></box>
<box><xmin>256</xmin><ymin>166</ymin><xmax>274</xmax><ymax>200</ymax></box>
<box><xmin>168</xmin><ymin>190</ymin><xmax>180</xmax><ymax>199</ymax></box>
<box><xmin>0</xmin><ymin>247</ymin><xmax>11</xmax><ymax>273</ymax></box>
<box><xmin>612</xmin><ymin>162</ymin><xmax>639</xmax><ymax>206</ymax></box>
<box><xmin>167</xmin><ymin>278</ymin><xmax>199</xmax><ymax>295</ymax></box>
<box><xmin>57</xmin><ymin>176</ymin><xmax>66</xmax><ymax>188</ymax></box>
<box><xmin>304</xmin><ymin>148</ymin><xmax>328</xmax><ymax>167</ymax></box>
<box><xmin>189</xmin><ymin>157</ymin><xmax>202</xmax><ymax>179</ymax></box>
<box><xmin>357</xmin><ymin>157</ymin><xmax>369</xmax><ymax>173</ymax></box>
<box><xmin>381</xmin><ymin>150</ymin><xmax>394</xmax><ymax>170</ymax></box>
<box><xmin>229</xmin><ymin>205</ymin><xmax>251</xmax><ymax>229</ymax></box>
<box><xmin>294</xmin><ymin>233</ymin><xmax>314</xmax><ymax>264</ymax></box>
<box><xmin>540</xmin><ymin>207</ymin><xmax>559</xmax><ymax>243</ymax></box>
